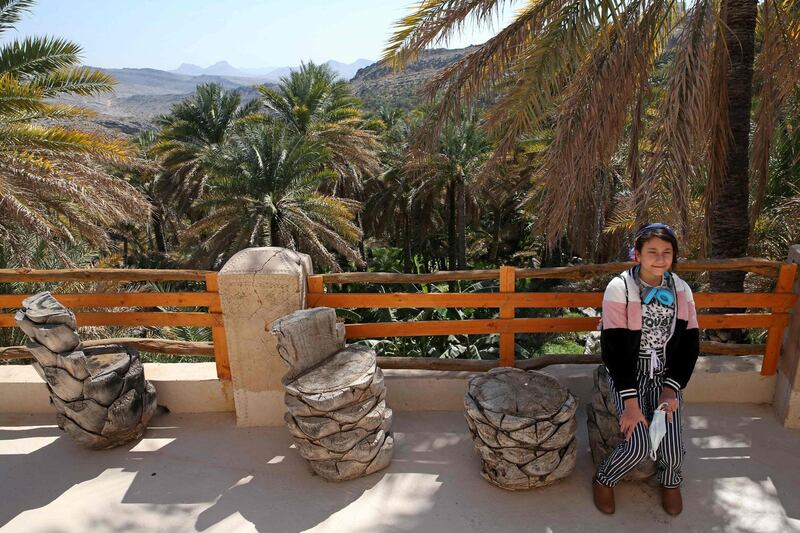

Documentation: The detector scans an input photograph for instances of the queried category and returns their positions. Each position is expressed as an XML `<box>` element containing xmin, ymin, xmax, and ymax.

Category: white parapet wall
<box><xmin>0</xmin><ymin>356</ymin><xmax>775</xmax><ymax>415</ymax></box>
<box><xmin>384</xmin><ymin>356</ymin><xmax>776</xmax><ymax>412</ymax></box>
<box><xmin>0</xmin><ymin>363</ymin><xmax>233</xmax><ymax>414</ymax></box>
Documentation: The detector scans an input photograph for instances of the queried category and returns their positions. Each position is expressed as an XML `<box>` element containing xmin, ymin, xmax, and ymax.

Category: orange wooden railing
<box><xmin>307</xmin><ymin>260</ymin><xmax>799</xmax><ymax>376</ymax></box>
<box><xmin>0</xmin><ymin>269</ymin><xmax>230</xmax><ymax>380</ymax></box>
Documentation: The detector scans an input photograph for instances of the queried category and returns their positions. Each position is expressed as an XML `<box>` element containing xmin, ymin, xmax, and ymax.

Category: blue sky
<box><xmin>13</xmin><ymin>0</ymin><xmax>512</xmax><ymax>70</ymax></box>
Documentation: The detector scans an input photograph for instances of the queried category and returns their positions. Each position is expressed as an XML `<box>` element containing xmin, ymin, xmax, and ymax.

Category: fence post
<box><xmin>773</xmin><ymin>245</ymin><xmax>800</xmax><ymax>427</ymax></box>
<box><xmin>216</xmin><ymin>247</ymin><xmax>313</xmax><ymax>426</ymax></box>
<box><xmin>762</xmin><ymin>263</ymin><xmax>798</xmax><ymax>375</ymax></box>
<box><xmin>499</xmin><ymin>266</ymin><xmax>516</xmax><ymax>367</ymax></box>
<box><xmin>205</xmin><ymin>273</ymin><xmax>231</xmax><ymax>380</ymax></box>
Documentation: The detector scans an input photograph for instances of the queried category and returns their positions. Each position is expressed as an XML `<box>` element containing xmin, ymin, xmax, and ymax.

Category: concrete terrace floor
<box><xmin>1</xmin><ymin>405</ymin><xmax>799</xmax><ymax>533</ymax></box>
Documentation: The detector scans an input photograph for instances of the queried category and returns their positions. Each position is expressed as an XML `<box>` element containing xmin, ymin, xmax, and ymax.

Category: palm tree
<box><xmin>406</xmin><ymin>113</ymin><xmax>490</xmax><ymax>269</ymax></box>
<box><xmin>152</xmin><ymin>83</ymin><xmax>261</xmax><ymax>214</ymax></box>
<box><xmin>0</xmin><ymin>0</ymin><xmax>147</xmax><ymax>264</ymax></box>
<box><xmin>384</xmin><ymin>0</ymin><xmax>800</xmax><ymax>292</ymax></box>
<box><xmin>184</xmin><ymin>122</ymin><xmax>365</xmax><ymax>271</ymax></box>
<box><xmin>111</xmin><ymin>130</ymin><xmax>184</xmax><ymax>260</ymax></box>
<box><xmin>258</xmin><ymin>61</ymin><xmax>381</xmax><ymax>196</ymax></box>
<box><xmin>364</xmin><ymin>111</ymin><xmax>421</xmax><ymax>272</ymax></box>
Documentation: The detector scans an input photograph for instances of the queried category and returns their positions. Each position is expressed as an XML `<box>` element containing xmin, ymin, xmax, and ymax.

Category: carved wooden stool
<box><xmin>465</xmin><ymin>367</ymin><xmax>578</xmax><ymax>490</ymax></box>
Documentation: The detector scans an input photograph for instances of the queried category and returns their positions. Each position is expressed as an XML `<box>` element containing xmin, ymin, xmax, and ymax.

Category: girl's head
<box><xmin>631</xmin><ymin>223</ymin><xmax>679</xmax><ymax>274</ymax></box>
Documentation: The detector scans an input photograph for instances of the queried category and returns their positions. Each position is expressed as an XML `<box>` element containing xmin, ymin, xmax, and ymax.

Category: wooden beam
<box><xmin>316</xmin><ymin>258</ymin><xmax>782</xmax><ymax>285</ymax></box>
<box><xmin>340</xmin><ymin>313</ymin><xmax>784</xmax><ymax>339</ymax></box>
<box><xmin>307</xmin><ymin>275</ymin><xmax>325</xmax><ymax>295</ymax></box>
<box><xmin>0</xmin><ymin>311</ymin><xmax>222</xmax><ymax>328</ymax></box>
<box><xmin>1</xmin><ymin>338</ymin><xmax>215</xmax><ymax>361</ymax></box>
<box><xmin>499</xmin><ymin>266</ymin><xmax>516</xmax><ymax>367</ymax></box>
<box><xmin>377</xmin><ymin>357</ymin><xmax>496</xmax><ymax>371</ymax></box>
<box><xmin>375</xmin><ymin>354</ymin><xmax>602</xmax><ymax>372</ymax></box>
<box><xmin>761</xmin><ymin>263</ymin><xmax>799</xmax><ymax>375</ymax></box>
<box><xmin>697</xmin><ymin>313</ymin><xmax>789</xmax><ymax>329</ymax></box>
<box><xmin>344</xmin><ymin>317</ymin><xmax>602</xmax><ymax>338</ymax></box>
<box><xmin>700</xmin><ymin>341</ymin><xmax>766</xmax><ymax>355</ymax></box>
<box><xmin>205</xmin><ymin>273</ymin><xmax>231</xmax><ymax>380</ymax></box>
<box><xmin>306</xmin><ymin>291</ymin><xmax>795</xmax><ymax>310</ymax></box>
<box><xmin>320</xmin><ymin>268</ymin><xmax>501</xmax><ymax>284</ymax></box>
<box><xmin>0</xmin><ymin>268</ymin><xmax>212</xmax><ymax>283</ymax></box>
<box><xmin>516</xmin><ymin>258</ymin><xmax>781</xmax><ymax>280</ymax></box>
<box><xmin>0</xmin><ymin>292</ymin><xmax>218</xmax><ymax>309</ymax></box>
<box><xmin>774</xmin><ymin>264</ymin><xmax>799</xmax><ymax>312</ymax></box>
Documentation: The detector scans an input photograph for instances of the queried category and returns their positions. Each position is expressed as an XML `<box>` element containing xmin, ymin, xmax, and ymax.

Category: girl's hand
<box><xmin>659</xmin><ymin>388</ymin><xmax>679</xmax><ymax>423</ymax></box>
<box><xmin>619</xmin><ymin>399</ymin><xmax>648</xmax><ymax>441</ymax></box>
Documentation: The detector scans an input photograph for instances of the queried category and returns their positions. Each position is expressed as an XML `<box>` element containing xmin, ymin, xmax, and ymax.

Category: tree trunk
<box><xmin>356</xmin><ymin>212</ymin><xmax>367</xmax><ymax>272</ymax></box>
<box><xmin>629</xmin><ymin>82</ymin><xmax>647</xmax><ymax>229</ymax></box>
<box><xmin>447</xmin><ymin>181</ymin><xmax>457</xmax><ymax>271</ymax></box>
<box><xmin>455</xmin><ymin>174</ymin><xmax>467</xmax><ymax>269</ymax></box>
<box><xmin>269</xmin><ymin>216</ymin><xmax>280</xmax><ymax>247</ymax></box>
<box><xmin>490</xmin><ymin>208</ymin><xmax>502</xmax><ymax>263</ymax></box>
<box><xmin>709</xmin><ymin>0</ymin><xmax>757</xmax><ymax>294</ymax></box>
<box><xmin>402</xmin><ymin>209</ymin><xmax>413</xmax><ymax>273</ymax></box>
<box><xmin>152</xmin><ymin>209</ymin><xmax>167</xmax><ymax>253</ymax></box>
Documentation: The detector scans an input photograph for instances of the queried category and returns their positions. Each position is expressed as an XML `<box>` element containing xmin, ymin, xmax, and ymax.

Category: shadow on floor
<box><xmin>1</xmin><ymin>403</ymin><xmax>799</xmax><ymax>532</ymax></box>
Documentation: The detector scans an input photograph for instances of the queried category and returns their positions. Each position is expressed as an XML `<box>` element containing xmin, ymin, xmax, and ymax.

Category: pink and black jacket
<box><xmin>599</xmin><ymin>268</ymin><xmax>700</xmax><ymax>400</ymax></box>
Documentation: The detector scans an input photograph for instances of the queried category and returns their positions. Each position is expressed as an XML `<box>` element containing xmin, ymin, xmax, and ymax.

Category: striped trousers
<box><xmin>595</xmin><ymin>357</ymin><xmax>685</xmax><ymax>488</ymax></box>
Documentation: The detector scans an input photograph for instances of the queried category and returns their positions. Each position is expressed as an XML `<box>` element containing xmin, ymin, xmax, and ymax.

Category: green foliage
<box><xmin>0</xmin><ymin>0</ymin><xmax>144</xmax><ymax>265</ymax></box>
<box><xmin>184</xmin><ymin>121</ymin><xmax>363</xmax><ymax>270</ymax></box>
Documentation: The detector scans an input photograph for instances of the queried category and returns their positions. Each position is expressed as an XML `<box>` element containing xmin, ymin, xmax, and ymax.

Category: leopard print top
<box><xmin>639</xmin><ymin>276</ymin><xmax>676</xmax><ymax>356</ymax></box>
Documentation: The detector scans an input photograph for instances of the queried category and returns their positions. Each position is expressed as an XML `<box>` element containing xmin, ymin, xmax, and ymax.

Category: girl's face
<box><xmin>634</xmin><ymin>237</ymin><xmax>674</xmax><ymax>278</ymax></box>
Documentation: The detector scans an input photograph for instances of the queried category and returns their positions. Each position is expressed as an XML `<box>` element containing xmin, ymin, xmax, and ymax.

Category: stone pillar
<box><xmin>217</xmin><ymin>247</ymin><xmax>312</xmax><ymax>426</ymax></box>
<box><xmin>774</xmin><ymin>244</ymin><xmax>800</xmax><ymax>428</ymax></box>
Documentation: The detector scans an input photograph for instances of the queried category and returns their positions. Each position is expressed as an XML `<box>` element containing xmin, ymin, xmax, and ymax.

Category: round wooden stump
<box><xmin>272</xmin><ymin>308</ymin><xmax>393</xmax><ymax>481</ymax></box>
<box><xmin>586</xmin><ymin>364</ymin><xmax>655</xmax><ymax>480</ymax></box>
<box><xmin>465</xmin><ymin>367</ymin><xmax>578</xmax><ymax>490</ymax></box>
<box><xmin>16</xmin><ymin>292</ymin><xmax>157</xmax><ymax>450</ymax></box>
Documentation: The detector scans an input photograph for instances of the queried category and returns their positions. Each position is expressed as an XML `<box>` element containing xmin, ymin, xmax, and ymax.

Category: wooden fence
<box><xmin>308</xmin><ymin>258</ymin><xmax>799</xmax><ymax>376</ymax></box>
<box><xmin>1</xmin><ymin>257</ymin><xmax>797</xmax><ymax>379</ymax></box>
<box><xmin>0</xmin><ymin>269</ymin><xmax>230</xmax><ymax>379</ymax></box>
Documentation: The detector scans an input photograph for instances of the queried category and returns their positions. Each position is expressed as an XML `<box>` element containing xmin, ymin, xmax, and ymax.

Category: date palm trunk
<box><xmin>152</xmin><ymin>208</ymin><xmax>167</xmax><ymax>253</ymax></box>
<box><xmin>455</xmin><ymin>173</ymin><xmax>467</xmax><ymax>269</ymax></box>
<box><xmin>709</xmin><ymin>0</ymin><xmax>757</xmax><ymax>295</ymax></box>
<box><xmin>402</xmin><ymin>209</ymin><xmax>413</xmax><ymax>273</ymax></box>
<box><xmin>447</xmin><ymin>181</ymin><xmax>457</xmax><ymax>271</ymax></box>
<box><xmin>490</xmin><ymin>208</ymin><xmax>502</xmax><ymax>263</ymax></box>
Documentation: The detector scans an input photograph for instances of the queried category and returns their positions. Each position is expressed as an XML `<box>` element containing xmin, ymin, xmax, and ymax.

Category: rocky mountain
<box><xmin>61</xmin><ymin>48</ymin><xmax>474</xmax><ymax>135</ymax></box>
<box><xmin>169</xmin><ymin>58</ymin><xmax>373</xmax><ymax>82</ymax></box>
<box><xmin>351</xmin><ymin>46</ymin><xmax>476</xmax><ymax>112</ymax></box>
<box><xmin>57</xmin><ymin>67</ymin><xmax>268</xmax><ymax>134</ymax></box>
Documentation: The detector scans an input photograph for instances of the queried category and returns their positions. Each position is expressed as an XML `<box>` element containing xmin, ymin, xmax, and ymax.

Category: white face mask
<box><xmin>649</xmin><ymin>402</ymin><xmax>670</xmax><ymax>460</ymax></box>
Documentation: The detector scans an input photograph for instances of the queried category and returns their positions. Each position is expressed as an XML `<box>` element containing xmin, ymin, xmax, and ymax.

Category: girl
<box><xmin>592</xmin><ymin>223</ymin><xmax>700</xmax><ymax>515</ymax></box>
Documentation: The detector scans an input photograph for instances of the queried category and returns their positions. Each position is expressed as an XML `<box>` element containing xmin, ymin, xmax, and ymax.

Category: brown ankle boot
<box><xmin>662</xmin><ymin>486</ymin><xmax>683</xmax><ymax>515</ymax></box>
<box><xmin>593</xmin><ymin>477</ymin><xmax>615</xmax><ymax>514</ymax></box>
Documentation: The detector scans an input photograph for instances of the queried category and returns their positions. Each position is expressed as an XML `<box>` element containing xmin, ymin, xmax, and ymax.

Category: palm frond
<box><xmin>0</xmin><ymin>0</ymin><xmax>34</xmax><ymax>35</ymax></box>
<box><xmin>0</xmin><ymin>36</ymin><xmax>82</xmax><ymax>78</ymax></box>
<box><xmin>636</xmin><ymin>0</ymin><xmax>720</xmax><ymax>237</ymax></box>
<box><xmin>749</xmin><ymin>0</ymin><xmax>800</xmax><ymax>235</ymax></box>
<box><xmin>29</xmin><ymin>66</ymin><xmax>116</xmax><ymax>97</ymax></box>
<box><xmin>382</xmin><ymin>0</ymin><xmax>508</xmax><ymax>68</ymax></box>
<box><xmin>0</xmin><ymin>124</ymin><xmax>129</xmax><ymax>159</ymax></box>
<box><xmin>534</xmin><ymin>0</ymin><xmax>680</xmax><ymax>250</ymax></box>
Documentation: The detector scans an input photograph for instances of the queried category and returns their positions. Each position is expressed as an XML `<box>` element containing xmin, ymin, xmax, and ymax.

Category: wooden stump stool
<box><xmin>16</xmin><ymin>292</ymin><xmax>157</xmax><ymax>449</ymax></box>
<box><xmin>586</xmin><ymin>364</ymin><xmax>655</xmax><ymax>480</ymax></box>
<box><xmin>271</xmin><ymin>307</ymin><xmax>393</xmax><ymax>481</ymax></box>
<box><xmin>465</xmin><ymin>367</ymin><xmax>578</xmax><ymax>490</ymax></box>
